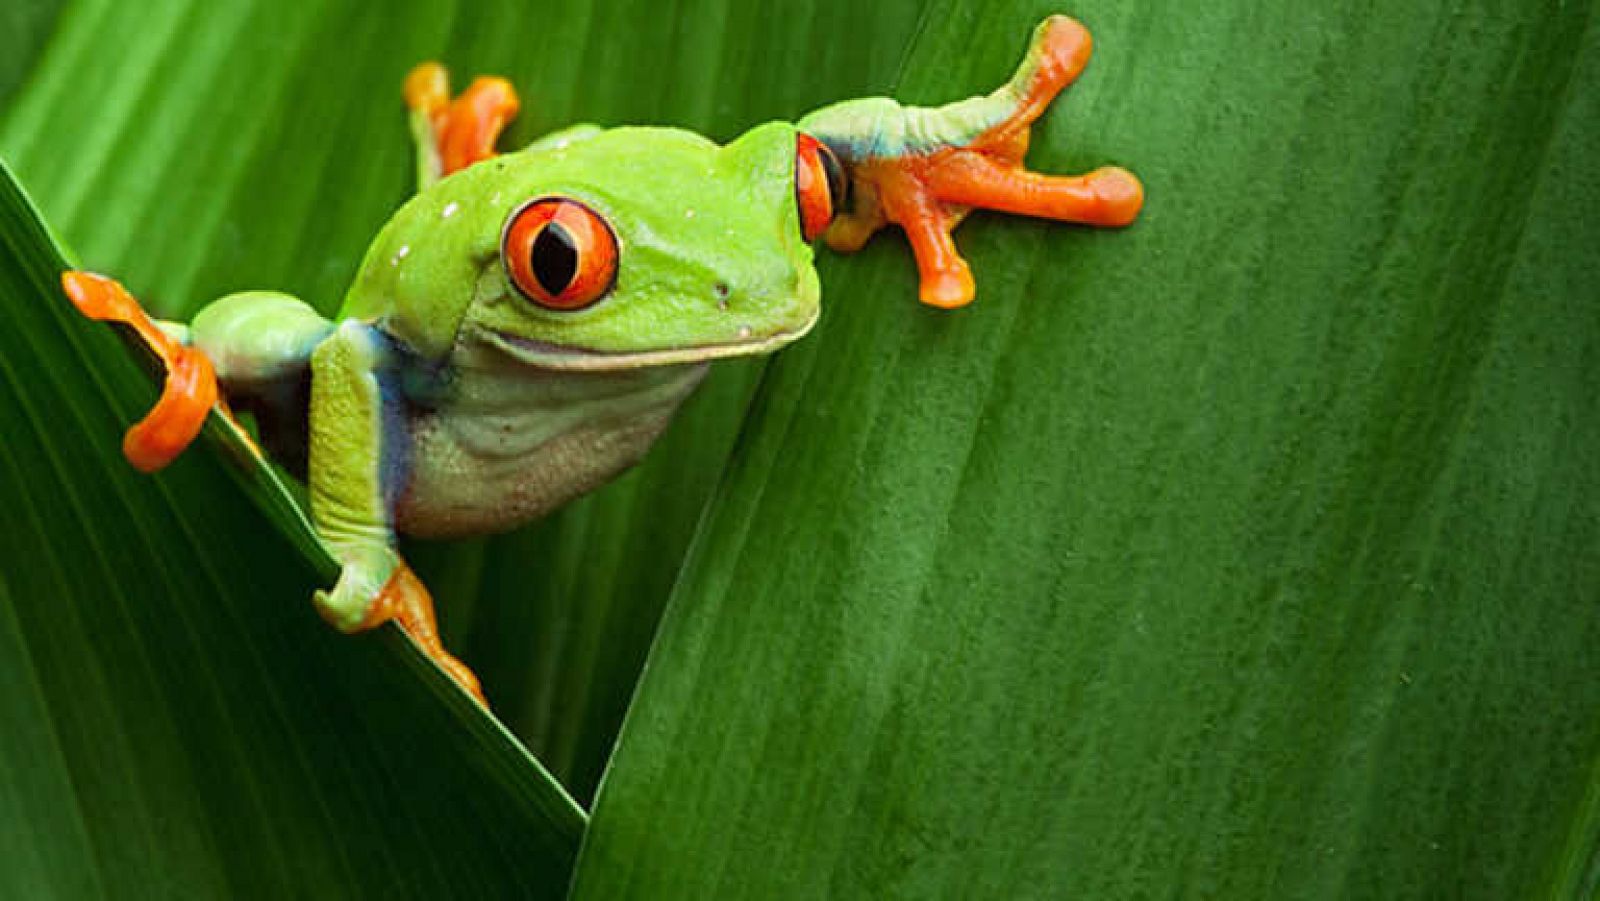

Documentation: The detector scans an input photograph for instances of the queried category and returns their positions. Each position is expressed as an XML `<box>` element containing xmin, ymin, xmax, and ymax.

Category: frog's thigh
<box><xmin>190</xmin><ymin>291</ymin><xmax>333</xmax><ymax>384</ymax></box>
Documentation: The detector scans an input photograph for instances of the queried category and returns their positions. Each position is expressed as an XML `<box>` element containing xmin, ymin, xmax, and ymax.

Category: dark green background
<box><xmin>1</xmin><ymin>1</ymin><xmax>1596</xmax><ymax>898</ymax></box>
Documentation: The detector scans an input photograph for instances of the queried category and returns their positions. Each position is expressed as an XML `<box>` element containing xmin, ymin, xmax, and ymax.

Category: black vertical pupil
<box><xmin>816</xmin><ymin>141</ymin><xmax>849</xmax><ymax>212</ymax></box>
<box><xmin>530</xmin><ymin>221</ymin><xmax>578</xmax><ymax>295</ymax></box>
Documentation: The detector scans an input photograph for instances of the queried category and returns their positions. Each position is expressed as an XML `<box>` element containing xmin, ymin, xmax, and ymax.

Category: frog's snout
<box><xmin>704</xmin><ymin>259</ymin><xmax>820</xmax><ymax>346</ymax></box>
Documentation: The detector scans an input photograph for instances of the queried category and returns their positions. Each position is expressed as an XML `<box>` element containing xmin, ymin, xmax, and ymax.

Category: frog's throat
<box><xmin>474</xmin><ymin>308</ymin><xmax>818</xmax><ymax>372</ymax></box>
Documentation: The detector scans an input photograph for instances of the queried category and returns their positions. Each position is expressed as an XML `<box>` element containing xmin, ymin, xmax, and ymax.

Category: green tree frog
<box><xmin>62</xmin><ymin>16</ymin><xmax>1142</xmax><ymax>704</ymax></box>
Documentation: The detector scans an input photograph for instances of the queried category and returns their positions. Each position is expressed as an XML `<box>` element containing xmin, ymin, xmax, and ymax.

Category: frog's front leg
<box><xmin>799</xmin><ymin>15</ymin><xmax>1144</xmax><ymax>308</ymax></box>
<box><xmin>308</xmin><ymin>321</ymin><xmax>485</xmax><ymax>704</ymax></box>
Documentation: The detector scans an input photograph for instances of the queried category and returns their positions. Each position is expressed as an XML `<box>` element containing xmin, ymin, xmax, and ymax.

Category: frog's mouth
<box><xmin>476</xmin><ymin>308</ymin><xmax>818</xmax><ymax>372</ymax></box>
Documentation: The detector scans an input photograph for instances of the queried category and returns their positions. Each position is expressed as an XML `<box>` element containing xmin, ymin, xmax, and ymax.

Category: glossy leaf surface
<box><xmin>575</xmin><ymin>3</ymin><xmax>1600</xmax><ymax>898</ymax></box>
<box><xmin>0</xmin><ymin>158</ymin><xmax>583</xmax><ymax>897</ymax></box>
<box><xmin>2</xmin><ymin>0</ymin><xmax>1596</xmax><ymax>898</ymax></box>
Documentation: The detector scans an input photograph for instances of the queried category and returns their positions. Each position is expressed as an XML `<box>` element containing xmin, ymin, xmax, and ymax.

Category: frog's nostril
<box><xmin>713</xmin><ymin>281</ymin><xmax>731</xmax><ymax>310</ymax></box>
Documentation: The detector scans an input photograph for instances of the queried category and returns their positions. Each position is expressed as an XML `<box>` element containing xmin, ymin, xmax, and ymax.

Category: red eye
<box><xmin>502</xmin><ymin>198</ymin><xmax>618</xmax><ymax>310</ymax></box>
<box><xmin>795</xmin><ymin>133</ymin><xmax>845</xmax><ymax>242</ymax></box>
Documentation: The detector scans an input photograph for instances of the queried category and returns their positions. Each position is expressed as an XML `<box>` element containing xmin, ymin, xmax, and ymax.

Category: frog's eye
<box><xmin>502</xmin><ymin>198</ymin><xmax>618</xmax><ymax>310</ymax></box>
<box><xmin>795</xmin><ymin>133</ymin><xmax>845</xmax><ymax>242</ymax></box>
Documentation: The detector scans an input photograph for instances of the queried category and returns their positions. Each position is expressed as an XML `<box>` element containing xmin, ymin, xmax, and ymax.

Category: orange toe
<box><xmin>62</xmin><ymin>271</ymin><xmax>217</xmax><ymax>472</ymax></box>
<box><xmin>919</xmin><ymin>266</ymin><xmax>976</xmax><ymax>309</ymax></box>
<box><xmin>122</xmin><ymin>346</ymin><xmax>216</xmax><ymax>472</ymax></box>
<box><xmin>438</xmin><ymin>76</ymin><xmax>519</xmax><ymax>176</ymax></box>
<box><xmin>406</xmin><ymin>62</ymin><xmax>521</xmax><ymax>179</ymax></box>
<box><xmin>403</xmin><ymin>62</ymin><xmax>449</xmax><ymax>115</ymax></box>
<box><xmin>1085</xmin><ymin>167</ymin><xmax>1144</xmax><ymax>227</ymax></box>
<box><xmin>362</xmin><ymin>561</ymin><xmax>488</xmax><ymax>707</ymax></box>
<box><xmin>1030</xmin><ymin>16</ymin><xmax>1094</xmax><ymax>101</ymax></box>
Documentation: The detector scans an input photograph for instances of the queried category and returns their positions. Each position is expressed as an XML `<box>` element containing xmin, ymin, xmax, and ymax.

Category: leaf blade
<box><xmin>575</xmin><ymin>3</ymin><xmax>1600</xmax><ymax>897</ymax></box>
<box><xmin>0</xmin><ymin>100</ymin><xmax>581</xmax><ymax>901</ymax></box>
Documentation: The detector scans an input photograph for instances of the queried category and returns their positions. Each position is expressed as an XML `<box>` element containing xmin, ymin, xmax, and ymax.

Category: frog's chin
<box><xmin>477</xmin><ymin>309</ymin><xmax>818</xmax><ymax>372</ymax></box>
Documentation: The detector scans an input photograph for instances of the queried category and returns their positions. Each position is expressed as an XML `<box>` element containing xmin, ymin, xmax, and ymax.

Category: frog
<box><xmin>61</xmin><ymin>16</ymin><xmax>1142</xmax><ymax>705</ymax></box>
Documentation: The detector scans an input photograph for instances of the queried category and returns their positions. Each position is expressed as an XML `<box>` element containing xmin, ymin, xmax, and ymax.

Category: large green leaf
<box><xmin>0</xmin><ymin>159</ymin><xmax>583</xmax><ymax>895</ymax></box>
<box><xmin>419</xmin><ymin>2</ymin><xmax>931</xmax><ymax>803</ymax></box>
<box><xmin>576</xmin><ymin>2</ymin><xmax>1600</xmax><ymax>897</ymax></box>
<box><xmin>0</xmin><ymin>1</ymin><xmax>619</xmax><ymax>895</ymax></box>
<box><xmin>0</xmin><ymin>0</ymin><xmax>929</xmax><ymax>808</ymax></box>
<box><xmin>0</xmin><ymin>0</ymin><xmax>931</xmax><ymax>884</ymax></box>
<box><xmin>5</xmin><ymin>0</ymin><xmax>1598</xmax><ymax>897</ymax></box>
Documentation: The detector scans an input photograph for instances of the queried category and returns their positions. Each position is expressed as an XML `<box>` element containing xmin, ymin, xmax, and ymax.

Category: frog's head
<box><xmin>351</xmin><ymin>121</ymin><xmax>846</xmax><ymax>369</ymax></box>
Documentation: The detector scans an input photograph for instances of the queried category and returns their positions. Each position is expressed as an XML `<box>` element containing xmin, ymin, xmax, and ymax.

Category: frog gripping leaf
<box><xmin>62</xmin><ymin>16</ymin><xmax>1141</xmax><ymax>704</ymax></box>
<box><xmin>799</xmin><ymin>16</ymin><xmax>1142</xmax><ymax>306</ymax></box>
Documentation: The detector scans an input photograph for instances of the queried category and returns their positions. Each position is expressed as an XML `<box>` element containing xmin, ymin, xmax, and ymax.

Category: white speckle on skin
<box><xmin>685</xmin><ymin>209</ymin><xmax>696</xmax><ymax>219</ymax></box>
<box><xmin>490</xmin><ymin>192</ymin><xmax>502</xmax><ymax>205</ymax></box>
<box><xmin>442</xmin><ymin>201</ymin><xmax>459</xmax><ymax>219</ymax></box>
<box><xmin>737</xmin><ymin>325</ymin><xmax>753</xmax><ymax>339</ymax></box>
<box><xmin>391</xmin><ymin>244</ymin><xmax>411</xmax><ymax>266</ymax></box>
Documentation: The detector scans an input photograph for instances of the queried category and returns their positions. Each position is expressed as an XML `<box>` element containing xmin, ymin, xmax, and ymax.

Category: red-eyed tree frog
<box><xmin>62</xmin><ymin>16</ymin><xmax>1142</xmax><ymax>705</ymax></box>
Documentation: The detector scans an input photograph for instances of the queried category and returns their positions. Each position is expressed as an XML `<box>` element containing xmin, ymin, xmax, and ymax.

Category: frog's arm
<box><xmin>798</xmin><ymin>15</ymin><xmax>1143</xmax><ymax>308</ymax></box>
<box><xmin>60</xmin><ymin>273</ymin><xmax>486</xmax><ymax>704</ymax></box>
<box><xmin>307</xmin><ymin>322</ymin><xmax>484</xmax><ymax>702</ymax></box>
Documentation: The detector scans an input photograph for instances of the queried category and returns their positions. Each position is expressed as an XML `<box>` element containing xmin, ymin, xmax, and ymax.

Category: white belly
<box><xmin>394</xmin><ymin>347</ymin><xmax>708</xmax><ymax>538</ymax></box>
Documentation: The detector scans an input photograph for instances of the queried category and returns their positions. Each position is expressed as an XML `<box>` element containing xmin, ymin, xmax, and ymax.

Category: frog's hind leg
<box><xmin>188</xmin><ymin>291</ymin><xmax>333</xmax><ymax>386</ymax></box>
<box><xmin>403</xmin><ymin>62</ymin><xmax>520</xmax><ymax>189</ymax></box>
<box><xmin>188</xmin><ymin>291</ymin><xmax>335</xmax><ymax>473</ymax></box>
<box><xmin>63</xmin><ymin>273</ymin><xmax>334</xmax><ymax>472</ymax></box>
<box><xmin>62</xmin><ymin>271</ymin><xmax>219</xmax><ymax>472</ymax></box>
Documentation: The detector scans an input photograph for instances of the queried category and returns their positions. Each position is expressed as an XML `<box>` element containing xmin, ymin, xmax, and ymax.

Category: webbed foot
<box><xmin>801</xmin><ymin>16</ymin><xmax>1144</xmax><ymax>308</ymax></box>
<box><xmin>316</xmin><ymin>551</ymin><xmax>487</xmax><ymax>706</ymax></box>
<box><xmin>403</xmin><ymin>62</ymin><xmax>520</xmax><ymax>184</ymax></box>
<box><xmin>61</xmin><ymin>271</ymin><xmax>218</xmax><ymax>471</ymax></box>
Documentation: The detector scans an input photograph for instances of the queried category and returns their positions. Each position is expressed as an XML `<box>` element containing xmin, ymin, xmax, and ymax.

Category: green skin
<box><xmin>167</xmin><ymin>20</ymin><xmax>1077</xmax><ymax>630</ymax></box>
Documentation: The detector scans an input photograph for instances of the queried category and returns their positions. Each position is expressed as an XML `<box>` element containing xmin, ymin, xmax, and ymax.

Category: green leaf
<box><xmin>0</xmin><ymin>0</ymin><xmax>929</xmax><ymax>810</ymax></box>
<box><xmin>7</xmin><ymin>0</ymin><xmax>1598</xmax><ymax>897</ymax></box>
<box><xmin>0</xmin><ymin>2</ymin><xmax>598</xmax><ymax>893</ymax></box>
<box><xmin>0</xmin><ymin>156</ymin><xmax>583</xmax><ymax>896</ymax></box>
<box><xmin>0</xmin><ymin>0</ymin><xmax>928</xmax><ymax>883</ymax></box>
<box><xmin>413</xmin><ymin>2</ymin><xmax>933</xmax><ymax>804</ymax></box>
<box><xmin>576</xmin><ymin>3</ymin><xmax>1600</xmax><ymax>898</ymax></box>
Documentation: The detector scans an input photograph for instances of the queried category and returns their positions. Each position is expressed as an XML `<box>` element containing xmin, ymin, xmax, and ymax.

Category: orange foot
<box><xmin>403</xmin><ymin>62</ymin><xmax>520</xmax><ymax>178</ymax></box>
<box><xmin>359</xmin><ymin>561</ymin><xmax>487</xmax><ymax>707</ymax></box>
<box><xmin>826</xmin><ymin>16</ymin><xmax>1144</xmax><ymax>309</ymax></box>
<box><xmin>61</xmin><ymin>271</ymin><xmax>218</xmax><ymax>472</ymax></box>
